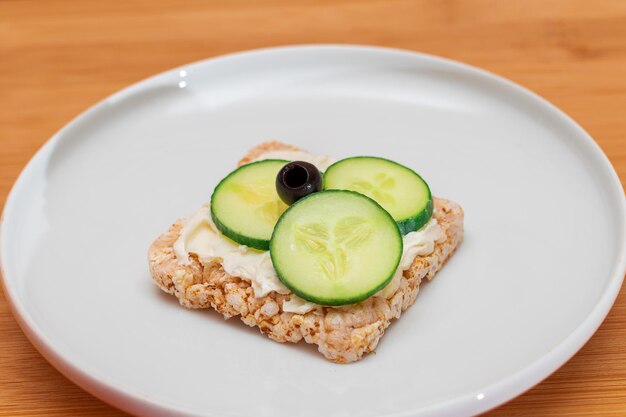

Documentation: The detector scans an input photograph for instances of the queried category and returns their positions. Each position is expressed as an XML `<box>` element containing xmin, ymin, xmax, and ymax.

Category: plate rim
<box><xmin>1</xmin><ymin>44</ymin><xmax>625</xmax><ymax>417</ymax></box>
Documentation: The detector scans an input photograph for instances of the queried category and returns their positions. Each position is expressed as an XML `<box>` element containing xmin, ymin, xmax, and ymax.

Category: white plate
<box><xmin>1</xmin><ymin>45</ymin><xmax>625</xmax><ymax>417</ymax></box>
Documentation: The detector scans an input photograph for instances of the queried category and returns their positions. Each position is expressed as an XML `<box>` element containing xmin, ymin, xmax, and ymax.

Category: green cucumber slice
<box><xmin>270</xmin><ymin>190</ymin><xmax>402</xmax><ymax>306</ymax></box>
<box><xmin>324</xmin><ymin>157</ymin><xmax>433</xmax><ymax>235</ymax></box>
<box><xmin>210</xmin><ymin>159</ymin><xmax>289</xmax><ymax>250</ymax></box>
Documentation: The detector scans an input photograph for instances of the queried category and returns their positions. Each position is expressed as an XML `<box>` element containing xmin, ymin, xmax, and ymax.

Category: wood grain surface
<box><xmin>1</xmin><ymin>0</ymin><xmax>625</xmax><ymax>415</ymax></box>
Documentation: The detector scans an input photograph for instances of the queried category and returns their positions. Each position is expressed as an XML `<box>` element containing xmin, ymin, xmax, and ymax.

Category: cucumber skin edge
<box><xmin>270</xmin><ymin>190</ymin><xmax>403</xmax><ymax>306</ymax></box>
<box><xmin>396</xmin><ymin>196</ymin><xmax>434</xmax><ymax>235</ymax></box>
<box><xmin>323</xmin><ymin>155</ymin><xmax>434</xmax><ymax>235</ymax></box>
<box><xmin>209</xmin><ymin>159</ymin><xmax>290</xmax><ymax>251</ymax></box>
<box><xmin>210</xmin><ymin>208</ymin><xmax>270</xmax><ymax>251</ymax></box>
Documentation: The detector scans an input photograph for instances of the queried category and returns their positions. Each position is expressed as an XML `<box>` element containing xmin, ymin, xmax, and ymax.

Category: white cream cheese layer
<box><xmin>282</xmin><ymin>295</ymin><xmax>319</xmax><ymax>314</ymax></box>
<box><xmin>251</xmin><ymin>149</ymin><xmax>335</xmax><ymax>171</ymax></box>
<box><xmin>379</xmin><ymin>217</ymin><xmax>446</xmax><ymax>298</ymax></box>
<box><xmin>174</xmin><ymin>208</ymin><xmax>291</xmax><ymax>298</ymax></box>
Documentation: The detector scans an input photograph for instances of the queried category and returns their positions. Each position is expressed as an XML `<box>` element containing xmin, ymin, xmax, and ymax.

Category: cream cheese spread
<box><xmin>282</xmin><ymin>295</ymin><xmax>320</xmax><ymax>314</ymax></box>
<box><xmin>174</xmin><ymin>208</ymin><xmax>291</xmax><ymax>298</ymax></box>
<box><xmin>379</xmin><ymin>217</ymin><xmax>446</xmax><ymax>298</ymax></box>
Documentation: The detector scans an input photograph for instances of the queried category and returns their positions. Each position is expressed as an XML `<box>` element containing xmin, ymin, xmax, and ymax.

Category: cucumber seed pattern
<box><xmin>348</xmin><ymin>172</ymin><xmax>396</xmax><ymax>206</ymax></box>
<box><xmin>294</xmin><ymin>216</ymin><xmax>373</xmax><ymax>280</ymax></box>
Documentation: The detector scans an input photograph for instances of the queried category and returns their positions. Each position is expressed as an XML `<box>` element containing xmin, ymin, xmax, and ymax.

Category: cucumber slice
<box><xmin>210</xmin><ymin>159</ymin><xmax>289</xmax><ymax>250</ymax></box>
<box><xmin>324</xmin><ymin>157</ymin><xmax>433</xmax><ymax>235</ymax></box>
<box><xmin>270</xmin><ymin>190</ymin><xmax>402</xmax><ymax>306</ymax></box>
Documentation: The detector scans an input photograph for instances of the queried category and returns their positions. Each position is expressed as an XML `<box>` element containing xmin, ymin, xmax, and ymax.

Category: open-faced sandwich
<box><xmin>148</xmin><ymin>141</ymin><xmax>463</xmax><ymax>363</ymax></box>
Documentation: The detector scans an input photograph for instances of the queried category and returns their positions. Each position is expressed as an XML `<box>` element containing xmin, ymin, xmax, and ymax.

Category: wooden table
<box><xmin>1</xmin><ymin>1</ymin><xmax>625</xmax><ymax>415</ymax></box>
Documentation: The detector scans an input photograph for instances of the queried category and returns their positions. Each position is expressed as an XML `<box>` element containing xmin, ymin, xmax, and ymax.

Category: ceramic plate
<box><xmin>1</xmin><ymin>45</ymin><xmax>625</xmax><ymax>417</ymax></box>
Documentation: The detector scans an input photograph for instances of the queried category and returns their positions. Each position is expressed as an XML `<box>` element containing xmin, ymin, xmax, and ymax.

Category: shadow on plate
<box><xmin>150</xmin><ymin>284</ymin><xmax>322</xmax><ymax>360</ymax></box>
